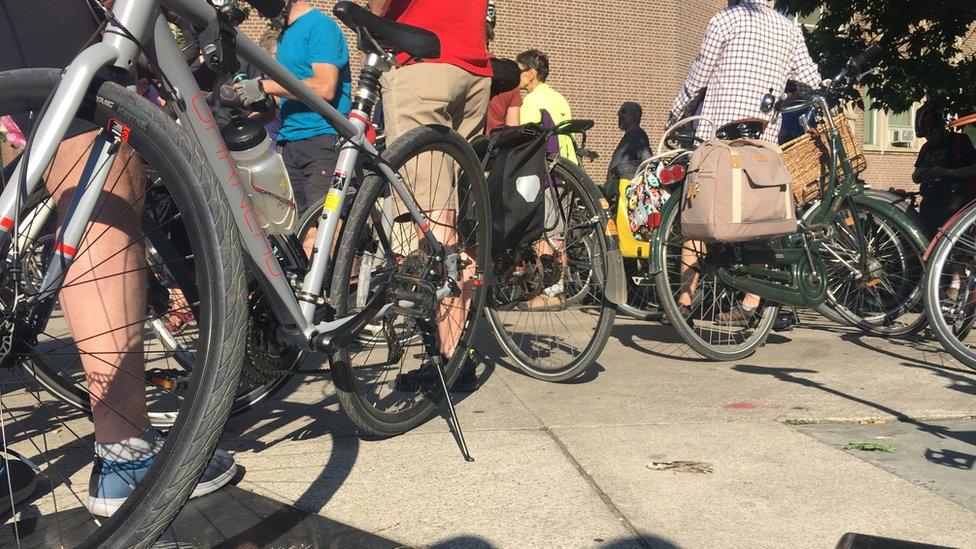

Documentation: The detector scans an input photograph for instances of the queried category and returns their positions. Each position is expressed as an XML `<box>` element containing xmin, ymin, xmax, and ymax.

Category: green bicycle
<box><xmin>650</xmin><ymin>47</ymin><xmax>927</xmax><ymax>361</ymax></box>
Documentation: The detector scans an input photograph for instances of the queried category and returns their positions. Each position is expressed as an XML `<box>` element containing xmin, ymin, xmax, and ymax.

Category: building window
<box><xmin>863</xmin><ymin>95</ymin><xmax>877</xmax><ymax>146</ymax></box>
<box><xmin>887</xmin><ymin>109</ymin><xmax>916</xmax><ymax>149</ymax></box>
<box><xmin>861</xmin><ymin>94</ymin><xmax>920</xmax><ymax>152</ymax></box>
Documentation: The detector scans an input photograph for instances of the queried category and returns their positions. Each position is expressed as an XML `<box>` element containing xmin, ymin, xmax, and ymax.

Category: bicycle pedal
<box><xmin>859</xmin><ymin>278</ymin><xmax>881</xmax><ymax>289</ymax></box>
<box><xmin>391</xmin><ymin>274</ymin><xmax>437</xmax><ymax>318</ymax></box>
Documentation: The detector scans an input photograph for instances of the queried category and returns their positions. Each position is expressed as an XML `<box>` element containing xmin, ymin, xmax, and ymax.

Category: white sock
<box><xmin>544</xmin><ymin>283</ymin><xmax>564</xmax><ymax>297</ymax></box>
<box><xmin>95</xmin><ymin>428</ymin><xmax>162</xmax><ymax>463</ymax></box>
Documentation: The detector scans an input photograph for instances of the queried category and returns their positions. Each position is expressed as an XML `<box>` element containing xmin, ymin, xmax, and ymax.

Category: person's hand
<box><xmin>234</xmin><ymin>79</ymin><xmax>267</xmax><ymax>106</ymax></box>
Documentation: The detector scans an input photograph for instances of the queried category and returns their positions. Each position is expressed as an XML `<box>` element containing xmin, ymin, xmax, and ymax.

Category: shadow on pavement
<box><xmin>840</xmin><ymin>332</ymin><xmax>976</xmax><ymax>396</ymax></box>
<box><xmin>5</xmin><ymin>485</ymin><xmax>402</xmax><ymax>548</ymax></box>
<box><xmin>732</xmin><ymin>364</ymin><xmax>976</xmax><ymax>467</ymax></box>
<box><xmin>427</xmin><ymin>533</ymin><xmax>681</xmax><ymax>548</ymax></box>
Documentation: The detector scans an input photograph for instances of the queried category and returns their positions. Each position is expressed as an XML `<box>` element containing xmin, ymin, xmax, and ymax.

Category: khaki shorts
<box><xmin>381</xmin><ymin>63</ymin><xmax>489</xmax><ymax>217</ymax></box>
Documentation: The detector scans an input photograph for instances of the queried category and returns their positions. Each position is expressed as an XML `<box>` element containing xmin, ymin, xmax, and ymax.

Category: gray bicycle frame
<box><xmin>0</xmin><ymin>0</ymin><xmax>445</xmax><ymax>345</ymax></box>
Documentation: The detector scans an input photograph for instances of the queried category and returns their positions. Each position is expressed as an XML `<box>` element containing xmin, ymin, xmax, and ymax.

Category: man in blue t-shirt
<box><xmin>237</xmin><ymin>0</ymin><xmax>352</xmax><ymax>221</ymax></box>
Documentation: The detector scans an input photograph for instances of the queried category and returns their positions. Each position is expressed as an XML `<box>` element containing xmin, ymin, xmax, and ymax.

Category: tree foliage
<box><xmin>776</xmin><ymin>0</ymin><xmax>976</xmax><ymax>115</ymax></box>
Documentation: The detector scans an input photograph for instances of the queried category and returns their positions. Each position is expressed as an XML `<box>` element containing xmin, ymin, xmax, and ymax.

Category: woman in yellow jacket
<box><xmin>516</xmin><ymin>49</ymin><xmax>578</xmax><ymax>164</ymax></box>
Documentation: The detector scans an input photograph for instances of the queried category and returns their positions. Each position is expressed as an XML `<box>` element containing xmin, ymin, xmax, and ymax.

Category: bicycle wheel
<box><xmin>330</xmin><ymin>124</ymin><xmax>490</xmax><ymax>437</ymax></box>
<box><xmin>0</xmin><ymin>68</ymin><xmax>247</xmax><ymax>547</ymax></box>
<box><xmin>21</xmin><ymin>185</ymin><xmax>300</xmax><ymax>427</ymax></box>
<box><xmin>808</xmin><ymin>198</ymin><xmax>927</xmax><ymax>337</ymax></box>
<box><xmin>485</xmin><ymin>158</ymin><xmax>616</xmax><ymax>381</ymax></box>
<box><xmin>926</xmin><ymin>202</ymin><xmax>976</xmax><ymax>370</ymax></box>
<box><xmin>807</xmin><ymin>191</ymin><xmax>925</xmax><ymax>328</ymax></box>
<box><xmin>654</xmin><ymin>195</ymin><xmax>779</xmax><ymax>361</ymax></box>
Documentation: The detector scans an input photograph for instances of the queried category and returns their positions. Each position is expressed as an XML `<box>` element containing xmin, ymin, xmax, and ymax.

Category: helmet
<box><xmin>915</xmin><ymin>102</ymin><xmax>945</xmax><ymax>138</ymax></box>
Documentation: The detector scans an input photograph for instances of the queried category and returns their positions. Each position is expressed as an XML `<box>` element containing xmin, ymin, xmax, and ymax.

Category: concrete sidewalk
<box><xmin>222</xmin><ymin>313</ymin><xmax>976</xmax><ymax>548</ymax></box>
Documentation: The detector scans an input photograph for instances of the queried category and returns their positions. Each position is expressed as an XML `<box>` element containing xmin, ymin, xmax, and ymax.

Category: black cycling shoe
<box><xmin>773</xmin><ymin>311</ymin><xmax>798</xmax><ymax>332</ymax></box>
<box><xmin>451</xmin><ymin>354</ymin><xmax>488</xmax><ymax>393</ymax></box>
<box><xmin>0</xmin><ymin>454</ymin><xmax>38</xmax><ymax>516</ymax></box>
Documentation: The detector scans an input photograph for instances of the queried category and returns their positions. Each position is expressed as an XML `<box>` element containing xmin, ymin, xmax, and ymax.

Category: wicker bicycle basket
<box><xmin>780</xmin><ymin>114</ymin><xmax>867</xmax><ymax>206</ymax></box>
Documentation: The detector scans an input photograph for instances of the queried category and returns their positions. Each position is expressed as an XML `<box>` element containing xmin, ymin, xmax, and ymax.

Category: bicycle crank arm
<box><xmin>311</xmin><ymin>287</ymin><xmax>394</xmax><ymax>352</ymax></box>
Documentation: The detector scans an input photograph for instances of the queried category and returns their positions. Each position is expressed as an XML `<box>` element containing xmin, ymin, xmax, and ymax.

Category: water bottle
<box><xmin>221</xmin><ymin>115</ymin><xmax>297</xmax><ymax>235</ymax></box>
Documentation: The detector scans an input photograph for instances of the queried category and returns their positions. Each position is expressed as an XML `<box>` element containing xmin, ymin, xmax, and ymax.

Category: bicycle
<box><xmin>480</xmin><ymin>120</ymin><xmax>622</xmax><ymax>382</ymax></box>
<box><xmin>0</xmin><ymin>0</ymin><xmax>490</xmax><ymax>545</ymax></box>
<box><xmin>924</xmin><ymin>115</ymin><xmax>976</xmax><ymax>370</ymax></box>
<box><xmin>649</xmin><ymin>47</ymin><xmax>928</xmax><ymax>361</ymax></box>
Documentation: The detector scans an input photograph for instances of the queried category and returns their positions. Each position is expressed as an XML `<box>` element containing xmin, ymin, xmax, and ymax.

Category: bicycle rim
<box><xmin>654</xmin><ymin>195</ymin><xmax>777</xmax><ymax>361</ymax></box>
<box><xmin>330</xmin><ymin>125</ymin><xmax>490</xmax><ymax>437</ymax></box>
<box><xmin>926</xmin><ymin>203</ymin><xmax>976</xmax><ymax>370</ymax></box>
<box><xmin>486</xmin><ymin>159</ymin><xmax>615</xmax><ymax>382</ymax></box>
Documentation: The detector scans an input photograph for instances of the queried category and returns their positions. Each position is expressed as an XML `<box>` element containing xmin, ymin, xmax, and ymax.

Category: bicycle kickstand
<box><xmin>419</xmin><ymin>320</ymin><xmax>474</xmax><ymax>462</ymax></box>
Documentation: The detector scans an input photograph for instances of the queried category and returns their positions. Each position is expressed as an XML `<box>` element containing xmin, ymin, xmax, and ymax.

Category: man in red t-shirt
<box><xmin>369</xmin><ymin>0</ymin><xmax>491</xmax><ymax>361</ymax></box>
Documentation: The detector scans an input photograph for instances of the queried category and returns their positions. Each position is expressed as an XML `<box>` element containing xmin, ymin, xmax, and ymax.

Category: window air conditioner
<box><xmin>890</xmin><ymin>128</ymin><xmax>915</xmax><ymax>146</ymax></box>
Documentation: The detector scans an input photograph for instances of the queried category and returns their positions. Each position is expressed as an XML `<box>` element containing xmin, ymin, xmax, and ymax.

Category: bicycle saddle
<box><xmin>715</xmin><ymin>118</ymin><xmax>768</xmax><ymax>140</ymax></box>
<box><xmin>333</xmin><ymin>2</ymin><xmax>441</xmax><ymax>60</ymax></box>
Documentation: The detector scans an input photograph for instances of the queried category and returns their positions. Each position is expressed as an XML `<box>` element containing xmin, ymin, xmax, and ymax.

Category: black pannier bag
<box><xmin>481</xmin><ymin>124</ymin><xmax>549</xmax><ymax>257</ymax></box>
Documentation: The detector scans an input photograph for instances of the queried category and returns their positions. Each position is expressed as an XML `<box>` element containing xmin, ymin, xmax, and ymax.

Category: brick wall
<box><xmin>238</xmin><ymin>0</ymin><xmax>726</xmax><ymax>183</ymax></box>
<box><xmin>860</xmin><ymin>151</ymin><xmax>918</xmax><ymax>192</ymax></box>
<box><xmin>237</xmin><ymin>2</ymin><xmax>971</xmax><ymax>191</ymax></box>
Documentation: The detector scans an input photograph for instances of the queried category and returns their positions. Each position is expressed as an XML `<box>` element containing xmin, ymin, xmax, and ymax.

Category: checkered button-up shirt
<box><xmin>669</xmin><ymin>0</ymin><xmax>822</xmax><ymax>143</ymax></box>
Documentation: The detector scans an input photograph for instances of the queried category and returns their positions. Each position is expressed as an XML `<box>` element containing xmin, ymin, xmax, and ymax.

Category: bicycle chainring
<box><xmin>243</xmin><ymin>288</ymin><xmax>302</xmax><ymax>384</ymax></box>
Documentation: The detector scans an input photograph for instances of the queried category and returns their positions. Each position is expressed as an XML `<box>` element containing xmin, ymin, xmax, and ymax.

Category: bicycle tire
<box><xmin>330</xmin><ymin>124</ymin><xmax>490</xmax><ymax>437</ymax></box>
<box><xmin>20</xmin><ymin>197</ymin><xmax>300</xmax><ymax>427</ymax></box>
<box><xmin>808</xmin><ymin>197</ymin><xmax>927</xmax><ymax>338</ymax></box>
<box><xmin>925</xmin><ymin>202</ymin><xmax>976</xmax><ymax>370</ymax></box>
<box><xmin>653</xmin><ymin>194</ymin><xmax>779</xmax><ymax>362</ymax></box>
<box><xmin>485</xmin><ymin>158</ymin><xmax>616</xmax><ymax>381</ymax></box>
<box><xmin>0</xmin><ymin>69</ymin><xmax>247</xmax><ymax>547</ymax></box>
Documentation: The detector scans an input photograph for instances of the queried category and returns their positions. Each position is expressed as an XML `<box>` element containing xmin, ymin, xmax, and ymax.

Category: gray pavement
<box><xmin>218</xmin><ymin>312</ymin><xmax>976</xmax><ymax>548</ymax></box>
<box><xmin>4</xmin><ymin>311</ymin><xmax>975</xmax><ymax>548</ymax></box>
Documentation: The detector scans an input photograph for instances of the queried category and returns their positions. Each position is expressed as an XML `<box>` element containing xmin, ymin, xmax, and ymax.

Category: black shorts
<box><xmin>0</xmin><ymin>0</ymin><xmax>106</xmax><ymax>71</ymax></box>
<box><xmin>920</xmin><ymin>188</ymin><xmax>969</xmax><ymax>238</ymax></box>
<box><xmin>1</xmin><ymin>0</ymin><xmax>107</xmax><ymax>138</ymax></box>
<box><xmin>279</xmin><ymin>134</ymin><xmax>341</xmax><ymax>214</ymax></box>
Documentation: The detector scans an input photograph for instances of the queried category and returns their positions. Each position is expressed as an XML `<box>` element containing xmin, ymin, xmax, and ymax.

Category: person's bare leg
<box><xmin>48</xmin><ymin>133</ymin><xmax>148</xmax><ymax>443</ymax></box>
<box><xmin>742</xmin><ymin>293</ymin><xmax>761</xmax><ymax>309</ymax></box>
<box><xmin>422</xmin><ymin>210</ymin><xmax>475</xmax><ymax>359</ymax></box>
<box><xmin>679</xmin><ymin>240</ymin><xmax>704</xmax><ymax>308</ymax></box>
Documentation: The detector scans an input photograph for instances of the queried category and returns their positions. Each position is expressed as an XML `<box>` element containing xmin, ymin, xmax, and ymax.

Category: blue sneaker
<box><xmin>86</xmin><ymin>432</ymin><xmax>237</xmax><ymax>517</ymax></box>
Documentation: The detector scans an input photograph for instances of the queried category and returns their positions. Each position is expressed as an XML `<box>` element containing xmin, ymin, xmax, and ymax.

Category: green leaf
<box><xmin>844</xmin><ymin>441</ymin><xmax>894</xmax><ymax>453</ymax></box>
<box><xmin>776</xmin><ymin>0</ymin><xmax>976</xmax><ymax>115</ymax></box>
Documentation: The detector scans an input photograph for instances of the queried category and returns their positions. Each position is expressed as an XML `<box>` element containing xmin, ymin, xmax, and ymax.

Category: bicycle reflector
<box><xmin>659</xmin><ymin>165</ymin><xmax>686</xmax><ymax>186</ymax></box>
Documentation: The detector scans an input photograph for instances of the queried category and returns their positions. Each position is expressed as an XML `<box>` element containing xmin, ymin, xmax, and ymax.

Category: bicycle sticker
<box><xmin>106</xmin><ymin>117</ymin><xmax>130</xmax><ymax>142</ymax></box>
<box><xmin>324</xmin><ymin>191</ymin><xmax>342</xmax><ymax>213</ymax></box>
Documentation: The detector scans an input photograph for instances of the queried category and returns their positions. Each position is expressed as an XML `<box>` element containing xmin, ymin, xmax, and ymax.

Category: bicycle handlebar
<box><xmin>834</xmin><ymin>44</ymin><xmax>883</xmax><ymax>85</ymax></box>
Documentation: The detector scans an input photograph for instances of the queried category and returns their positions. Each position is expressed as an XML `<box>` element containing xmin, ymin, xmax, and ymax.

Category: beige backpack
<box><xmin>680</xmin><ymin>139</ymin><xmax>797</xmax><ymax>242</ymax></box>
